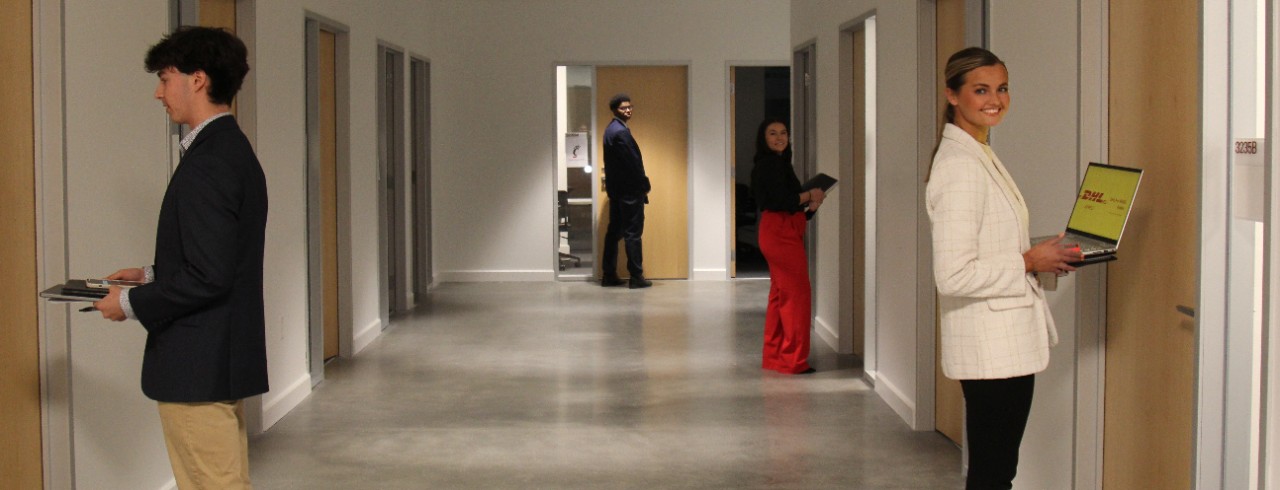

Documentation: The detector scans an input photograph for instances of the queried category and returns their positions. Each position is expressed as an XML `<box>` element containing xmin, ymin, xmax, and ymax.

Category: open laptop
<box><xmin>1060</xmin><ymin>162</ymin><xmax>1144</xmax><ymax>266</ymax></box>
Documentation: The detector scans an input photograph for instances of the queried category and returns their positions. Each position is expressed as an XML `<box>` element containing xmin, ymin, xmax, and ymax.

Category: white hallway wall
<box><xmin>47</xmin><ymin>0</ymin><xmax>790</xmax><ymax>487</ymax></box>
<box><xmin>792</xmin><ymin>1</ymin><xmax>1089</xmax><ymax>488</ymax></box>
<box><xmin>421</xmin><ymin>0</ymin><xmax>791</xmax><ymax>282</ymax></box>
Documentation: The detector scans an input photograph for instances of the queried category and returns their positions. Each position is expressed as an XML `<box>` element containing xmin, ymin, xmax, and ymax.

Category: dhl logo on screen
<box><xmin>1078</xmin><ymin>189</ymin><xmax>1130</xmax><ymax>207</ymax></box>
<box><xmin>1068</xmin><ymin>168</ymin><xmax>1139</xmax><ymax>239</ymax></box>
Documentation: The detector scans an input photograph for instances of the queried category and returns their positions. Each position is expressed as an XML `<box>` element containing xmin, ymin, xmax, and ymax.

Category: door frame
<box><xmin>376</xmin><ymin>42</ymin><xmax>407</xmax><ymax>320</ymax></box>
<box><xmin>305</xmin><ymin>14</ymin><xmax>353</xmax><ymax>382</ymax></box>
<box><xmin>1264</xmin><ymin>0</ymin><xmax>1280</xmax><ymax>484</ymax></box>
<box><xmin>1196</xmin><ymin>0</ymin><xmax>1236</xmax><ymax>486</ymax></box>
<box><xmin>792</xmin><ymin>42</ymin><xmax>818</xmax><ymax>285</ymax></box>
<box><xmin>837</xmin><ymin>13</ymin><xmax>876</xmax><ymax>362</ymax></box>
<box><xmin>724</xmin><ymin>61</ymin><xmax>790</xmax><ymax>280</ymax></box>
<box><xmin>409</xmin><ymin>56</ymin><xmax>432</xmax><ymax>299</ymax></box>
<box><xmin>35</xmin><ymin>1</ymin><xmax>73</xmax><ymax>486</ymax></box>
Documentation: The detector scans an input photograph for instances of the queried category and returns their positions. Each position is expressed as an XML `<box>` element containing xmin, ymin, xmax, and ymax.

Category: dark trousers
<box><xmin>757</xmin><ymin>211</ymin><xmax>811</xmax><ymax>373</ymax></box>
<box><xmin>960</xmin><ymin>374</ymin><xmax>1035</xmax><ymax>490</ymax></box>
<box><xmin>602</xmin><ymin>196</ymin><xmax>645</xmax><ymax>278</ymax></box>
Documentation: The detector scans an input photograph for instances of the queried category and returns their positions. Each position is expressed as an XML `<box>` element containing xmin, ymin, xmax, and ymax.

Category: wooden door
<box><xmin>933</xmin><ymin>0</ymin><xmax>966</xmax><ymax>447</ymax></box>
<box><xmin>1103</xmin><ymin>1</ymin><xmax>1198</xmax><ymax>487</ymax></box>
<box><xmin>595</xmin><ymin>66</ymin><xmax>689</xmax><ymax>280</ymax></box>
<box><xmin>320</xmin><ymin>30</ymin><xmax>340</xmax><ymax>361</ymax></box>
<box><xmin>0</xmin><ymin>0</ymin><xmax>43</xmax><ymax>486</ymax></box>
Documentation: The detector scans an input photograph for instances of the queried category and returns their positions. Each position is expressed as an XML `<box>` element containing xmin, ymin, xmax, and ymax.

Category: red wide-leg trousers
<box><xmin>758</xmin><ymin>210</ymin><xmax>812</xmax><ymax>374</ymax></box>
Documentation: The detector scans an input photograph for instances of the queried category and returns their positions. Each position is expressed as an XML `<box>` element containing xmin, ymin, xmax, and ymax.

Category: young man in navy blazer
<box><xmin>94</xmin><ymin>26</ymin><xmax>268</xmax><ymax>489</ymax></box>
<box><xmin>600</xmin><ymin>93</ymin><xmax>653</xmax><ymax>289</ymax></box>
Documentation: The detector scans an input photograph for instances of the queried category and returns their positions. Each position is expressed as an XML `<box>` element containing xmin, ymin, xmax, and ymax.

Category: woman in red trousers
<box><xmin>750</xmin><ymin>117</ymin><xmax>824</xmax><ymax>375</ymax></box>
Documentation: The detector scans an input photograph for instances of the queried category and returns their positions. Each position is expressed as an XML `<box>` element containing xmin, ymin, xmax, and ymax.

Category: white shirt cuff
<box><xmin>120</xmin><ymin>266</ymin><xmax>155</xmax><ymax>321</ymax></box>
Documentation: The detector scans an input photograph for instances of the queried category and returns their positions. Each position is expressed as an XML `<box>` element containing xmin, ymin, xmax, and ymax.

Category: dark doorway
<box><xmin>733</xmin><ymin>66</ymin><xmax>790</xmax><ymax>278</ymax></box>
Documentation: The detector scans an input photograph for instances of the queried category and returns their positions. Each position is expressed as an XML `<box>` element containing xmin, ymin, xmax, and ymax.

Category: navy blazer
<box><xmin>602</xmin><ymin>118</ymin><xmax>650</xmax><ymax>198</ymax></box>
<box><xmin>129</xmin><ymin>116</ymin><xmax>269</xmax><ymax>402</ymax></box>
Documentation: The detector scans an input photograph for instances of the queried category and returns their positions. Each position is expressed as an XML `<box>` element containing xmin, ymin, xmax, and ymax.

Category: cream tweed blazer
<box><xmin>926</xmin><ymin>124</ymin><xmax>1057</xmax><ymax>380</ymax></box>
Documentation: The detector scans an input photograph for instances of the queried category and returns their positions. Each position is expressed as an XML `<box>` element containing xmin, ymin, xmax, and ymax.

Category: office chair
<box><xmin>558</xmin><ymin>190</ymin><xmax>582</xmax><ymax>271</ymax></box>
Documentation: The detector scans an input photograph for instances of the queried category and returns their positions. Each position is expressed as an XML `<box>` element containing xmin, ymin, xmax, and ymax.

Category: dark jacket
<box><xmin>751</xmin><ymin>151</ymin><xmax>804</xmax><ymax>213</ymax></box>
<box><xmin>603</xmin><ymin>118</ymin><xmax>650</xmax><ymax>199</ymax></box>
<box><xmin>129</xmin><ymin>116</ymin><xmax>270</xmax><ymax>402</ymax></box>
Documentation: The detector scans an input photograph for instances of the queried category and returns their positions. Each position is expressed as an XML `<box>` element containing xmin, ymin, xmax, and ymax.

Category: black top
<box><xmin>602</xmin><ymin>118</ymin><xmax>650</xmax><ymax>198</ymax></box>
<box><xmin>751</xmin><ymin>152</ymin><xmax>803</xmax><ymax>213</ymax></box>
<box><xmin>131</xmin><ymin>116</ymin><xmax>270</xmax><ymax>402</ymax></box>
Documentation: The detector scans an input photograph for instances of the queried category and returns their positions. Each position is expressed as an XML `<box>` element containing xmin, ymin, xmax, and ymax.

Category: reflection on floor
<box><xmin>250</xmin><ymin>281</ymin><xmax>962</xmax><ymax>489</ymax></box>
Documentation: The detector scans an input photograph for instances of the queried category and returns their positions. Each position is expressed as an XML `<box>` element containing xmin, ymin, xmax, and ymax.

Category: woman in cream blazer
<box><xmin>926</xmin><ymin>48</ymin><xmax>1082</xmax><ymax>490</ymax></box>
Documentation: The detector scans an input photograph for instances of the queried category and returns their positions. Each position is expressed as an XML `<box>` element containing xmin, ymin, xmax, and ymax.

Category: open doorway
<box><xmin>556</xmin><ymin>65</ymin><xmax>595</xmax><ymax>278</ymax></box>
<box><xmin>556</xmin><ymin>65</ymin><xmax>691</xmax><ymax>281</ymax></box>
<box><xmin>731</xmin><ymin>66</ymin><xmax>790</xmax><ymax>279</ymax></box>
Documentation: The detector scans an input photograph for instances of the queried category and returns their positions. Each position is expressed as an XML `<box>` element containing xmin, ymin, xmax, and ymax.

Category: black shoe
<box><xmin>628</xmin><ymin>277</ymin><xmax>653</xmax><ymax>289</ymax></box>
<box><xmin>601</xmin><ymin>275</ymin><xmax>625</xmax><ymax>287</ymax></box>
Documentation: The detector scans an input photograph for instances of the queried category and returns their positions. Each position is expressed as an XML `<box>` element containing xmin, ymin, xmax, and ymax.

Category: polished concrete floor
<box><xmin>250</xmin><ymin>281</ymin><xmax>963</xmax><ymax>489</ymax></box>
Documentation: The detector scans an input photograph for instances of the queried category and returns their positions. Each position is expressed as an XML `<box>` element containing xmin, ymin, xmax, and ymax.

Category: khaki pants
<box><xmin>157</xmin><ymin>400</ymin><xmax>252</xmax><ymax>490</ymax></box>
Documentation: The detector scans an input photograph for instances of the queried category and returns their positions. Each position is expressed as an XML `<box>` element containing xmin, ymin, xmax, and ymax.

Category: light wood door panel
<box><xmin>199</xmin><ymin>0</ymin><xmax>236</xmax><ymax>115</ymax></box>
<box><xmin>199</xmin><ymin>0</ymin><xmax>235</xmax><ymax>31</ymax></box>
<box><xmin>933</xmin><ymin>0</ymin><xmax>966</xmax><ymax>447</ymax></box>
<box><xmin>595</xmin><ymin>66</ymin><xmax>689</xmax><ymax>280</ymax></box>
<box><xmin>1103</xmin><ymin>1</ymin><xmax>1198</xmax><ymax>488</ymax></box>
<box><xmin>0</xmin><ymin>0</ymin><xmax>44</xmax><ymax>486</ymax></box>
<box><xmin>320</xmin><ymin>30</ymin><xmax>340</xmax><ymax>361</ymax></box>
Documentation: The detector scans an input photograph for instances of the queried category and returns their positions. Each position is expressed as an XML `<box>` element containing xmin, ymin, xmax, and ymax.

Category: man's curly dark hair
<box><xmin>608</xmin><ymin>93</ymin><xmax>631</xmax><ymax>112</ymax></box>
<box><xmin>145</xmin><ymin>26</ymin><xmax>249</xmax><ymax>106</ymax></box>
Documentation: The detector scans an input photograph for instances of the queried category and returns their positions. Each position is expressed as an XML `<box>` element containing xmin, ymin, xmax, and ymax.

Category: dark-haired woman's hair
<box><xmin>753</xmin><ymin>116</ymin><xmax>792</xmax><ymax>162</ymax></box>
<box><xmin>941</xmin><ymin>47</ymin><xmax>1005</xmax><ymax>125</ymax></box>
<box><xmin>145</xmin><ymin>26</ymin><xmax>249</xmax><ymax>106</ymax></box>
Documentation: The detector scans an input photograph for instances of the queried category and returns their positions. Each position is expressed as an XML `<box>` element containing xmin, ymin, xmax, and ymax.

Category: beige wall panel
<box><xmin>933</xmin><ymin>0</ymin><xmax>966</xmax><ymax>447</ymax></box>
<box><xmin>1104</xmin><ymin>1</ymin><xmax>1199</xmax><ymax>488</ymax></box>
<box><xmin>0</xmin><ymin>0</ymin><xmax>44</xmax><ymax>486</ymax></box>
<box><xmin>595</xmin><ymin>66</ymin><xmax>689</xmax><ymax>280</ymax></box>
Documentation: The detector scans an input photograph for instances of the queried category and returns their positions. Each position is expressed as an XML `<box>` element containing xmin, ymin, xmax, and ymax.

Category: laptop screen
<box><xmin>1066</xmin><ymin>163</ymin><xmax>1143</xmax><ymax>241</ymax></box>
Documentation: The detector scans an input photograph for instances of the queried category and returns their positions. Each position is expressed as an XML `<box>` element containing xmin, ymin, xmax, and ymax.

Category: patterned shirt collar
<box><xmin>180</xmin><ymin>112</ymin><xmax>232</xmax><ymax>150</ymax></box>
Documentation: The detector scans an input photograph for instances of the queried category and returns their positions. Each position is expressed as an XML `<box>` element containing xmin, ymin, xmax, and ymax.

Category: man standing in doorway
<box><xmin>601</xmin><ymin>93</ymin><xmax>652</xmax><ymax>289</ymax></box>
<box><xmin>94</xmin><ymin>26</ymin><xmax>268</xmax><ymax>489</ymax></box>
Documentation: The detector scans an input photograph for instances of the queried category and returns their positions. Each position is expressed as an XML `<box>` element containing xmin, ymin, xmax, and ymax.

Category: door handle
<box><xmin>1176</xmin><ymin>305</ymin><xmax>1196</xmax><ymax>318</ymax></box>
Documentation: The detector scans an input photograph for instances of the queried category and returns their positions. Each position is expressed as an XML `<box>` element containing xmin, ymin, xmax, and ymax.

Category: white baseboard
<box><xmin>691</xmin><ymin>268</ymin><xmax>727</xmax><ymax>281</ymax></box>
<box><xmin>260</xmin><ymin>372</ymin><xmax>312</xmax><ymax>430</ymax></box>
<box><xmin>437</xmin><ymin>270</ymin><xmax>555</xmax><ymax>282</ymax></box>
<box><xmin>814</xmin><ymin>315</ymin><xmax>839</xmax><ymax>351</ymax></box>
<box><xmin>875</xmin><ymin>373</ymin><xmax>916</xmax><ymax>427</ymax></box>
<box><xmin>352</xmin><ymin>318</ymin><xmax>382</xmax><ymax>355</ymax></box>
